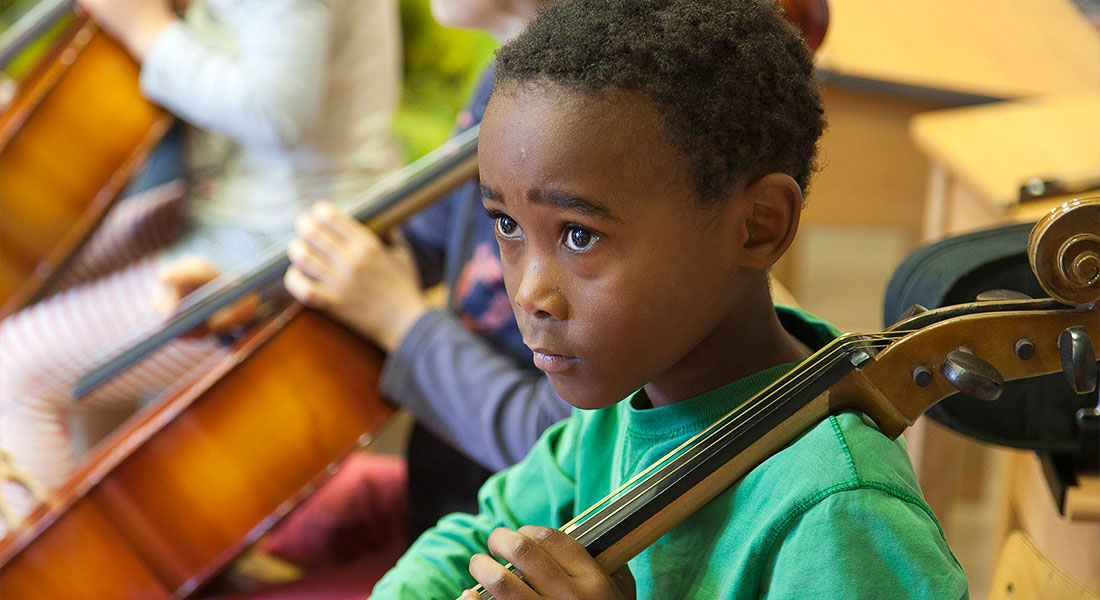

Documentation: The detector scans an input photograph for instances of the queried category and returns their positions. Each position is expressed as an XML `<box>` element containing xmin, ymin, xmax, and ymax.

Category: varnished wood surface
<box><xmin>993</xmin><ymin>454</ymin><xmax>1100</xmax><ymax>594</ymax></box>
<box><xmin>0</xmin><ymin>306</ymin><xmax>395</xmax><ymax>599</ymax></box>
<box><xmin>911</xmin><ymin>92</ymin><xmax>1100</xmax><ymax>212</ymax></box>
<box><xmin>0</xmin><ymin>18</ymin><xmax>170</xmax><ymax>315</ymax></box>
<box><xmin>816</xmin><ymin>0</ymin><xmax>1100</xmax><ymax>99</ymax></box>
<box><xmin>861</xmin><ymin>302</ymin><xmax>1099</xmax><ymax>437</ymax></box>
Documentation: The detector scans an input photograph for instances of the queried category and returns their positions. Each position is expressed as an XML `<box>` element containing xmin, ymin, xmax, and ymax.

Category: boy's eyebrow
<box><xmin>480</xmin><ymin>185</ymin><xmax>620</xmax><ymax>222</ymax></box>
<box><xmin>529</xmin><ymin>189</ymin><xmax>620</xmax><ymax>221</ymax></box>
<box><xmin>480</xmin><ymin>185</ymin><xmax>503</xmax><ymax>204</ymax></box>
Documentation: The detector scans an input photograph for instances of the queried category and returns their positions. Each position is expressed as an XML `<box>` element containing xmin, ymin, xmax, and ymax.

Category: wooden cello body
<box><xmin>0</xmin><ymin>306</ymin><xmax>395</xmax><ymax>599</ymax></box>
<box><xmin>0</xmin><ymin>15</ymin><xmax>172</xmax><ymax>316</ymax></box>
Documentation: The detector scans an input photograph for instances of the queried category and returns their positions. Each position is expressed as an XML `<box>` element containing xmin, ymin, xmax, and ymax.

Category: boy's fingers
<box><xmin>610</xmin><ymin>565</ymin><xmax>636</xmax><ymax>600</ymax></box>
<box><xmin>287</xmin><ymin>238</ymin><xmax>336</xmax><ymax>283</ymax></box>
<box><xmin>312</xmin><ymin>201</ymin><xmax>366</xmax><ymax>242</ymax></box>
<box><xmin>157</xmin><ymin>255</ymin><xmax>219</xmax><ymax>289</ymax></box>
<box><xmin>486</xmin><ymin>526</ymin><xmax>573</xmax><ymax>597</ymax></box>
<box><xmin>295</xmin><ymin>210</ymin><xmax>352</xmax><ymax>261</ymax></box>
<box><xmin>153</xmin><ymin>254</ymin><xmax>220</xmax><ymax>313</ymax></box>
<box><xmin>150</xmin><ymin>281</ymin><xmax>178</xmax><ymax>315</ymax></box>
<box><xmin>284</xmin><ymin>268</ymin><xmax>333</xmax><ymax>309</ymax></box>
<box><xmin>152</xmin><ymin>254</ymin><xmax>257</xmax><ymax>335</ymax></box>
<box><xmin>468</xmin><ymin>553</ymin><xmax>537</xmax><ymax>600</ymax></box>
<box><xmin>388</xmin><ymin>228</ymin><xmax>420</xmax><ymax>272</ymax></box>
<box><xmin>206</xmin><ymin>292</ymin><xmax>259</xmax><ymax>333</ymax></box>
<box><xmin>513</xmin><ymin>525</ymin><xmax>598</xmax><ymax>579</ymax></box>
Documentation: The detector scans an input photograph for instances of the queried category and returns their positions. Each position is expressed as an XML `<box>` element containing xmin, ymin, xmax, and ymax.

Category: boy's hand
<box><xmin>462</xmin><ymin>526</ymin><xmax>636</xmax><ymax>600</ymax></box>
<box><xmin>153</xmin><ymin>254</ymin><xmax>259</xmax><ymax>336</ymax></box>
<box><xmin>283</xmin><ymin>201</ymin><xmax>429</xmax><ymax>352</ymax></box>
<box><xmin>77</xmin><ymin>0</ymin><xmax>177</xmax><ymax>61</ymax></box>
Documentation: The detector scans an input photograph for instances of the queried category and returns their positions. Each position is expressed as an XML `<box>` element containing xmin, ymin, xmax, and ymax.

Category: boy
<box><xmin>369</xmin><ymin>0</ymin><xmax>969</xmax><ymax>598</ymax></box>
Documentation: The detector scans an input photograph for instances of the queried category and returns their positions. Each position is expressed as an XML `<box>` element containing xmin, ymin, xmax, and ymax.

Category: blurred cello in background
<box><xmin>0</xmin><ymin>0</ymin><xmax>172</xmax><ymax>316</ymax></box>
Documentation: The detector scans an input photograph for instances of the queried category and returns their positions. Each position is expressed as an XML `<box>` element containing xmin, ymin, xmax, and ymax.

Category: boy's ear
<box><xmin>736</xmin><ymin>173</ymin><xmax>803</xmax><ymax>270</ymax></box>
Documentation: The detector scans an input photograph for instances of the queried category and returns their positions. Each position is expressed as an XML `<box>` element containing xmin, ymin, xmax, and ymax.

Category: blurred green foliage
<box><xmin>1</xmin><ymin>0</ymin><xmax>71</xmax><ymax>79</ymax></box>
<box><xmin>1</xmin><ymin>0</ymin><xmax>495</xmax><ymax>160</ymax></box>
<box><xmin>395</xmin><ymin>0</ymin><xmax>498</xmax><ymax>160</ymax></box>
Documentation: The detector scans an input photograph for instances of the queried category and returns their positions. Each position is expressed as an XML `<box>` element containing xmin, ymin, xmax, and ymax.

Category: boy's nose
<box><xmin>513</xmin><ymin>259</ymin><xmax>568</xmax><ymax>320</ymax></box>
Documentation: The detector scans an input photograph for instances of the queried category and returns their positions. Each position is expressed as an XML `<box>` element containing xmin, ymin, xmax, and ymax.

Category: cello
<box><xmin>0</xmin><ymin>0</ymin><xmax>172</xmax><ymax>316</ymax></box>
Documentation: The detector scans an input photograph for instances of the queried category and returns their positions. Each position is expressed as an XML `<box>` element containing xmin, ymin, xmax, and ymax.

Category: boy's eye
<box><xmin>495</xmin><ymin>215</ymin><xmax>522</xmax><ymax>240</ymax></box>
<box><xmin>563</xmin><ymin>226</ymin><xmax>599</xmax><ymax>253</ymax></box>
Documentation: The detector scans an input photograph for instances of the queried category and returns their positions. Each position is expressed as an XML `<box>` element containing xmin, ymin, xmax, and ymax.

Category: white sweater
<box><xmin>139</xmin><ymin>0</ymin><xmax>403</xmax><ymax>233</ymax></box>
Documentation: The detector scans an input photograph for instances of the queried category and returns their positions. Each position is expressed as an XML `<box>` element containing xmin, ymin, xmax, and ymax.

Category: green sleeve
<box><xmin>758</xmin><ymin>486</ymin><xmax>970</xmax><ymax>600</ymax></box>
<box><xmin>370</xmin><ymin>416</ymin><xmax>581</xmax><ymax>599</ymax></box>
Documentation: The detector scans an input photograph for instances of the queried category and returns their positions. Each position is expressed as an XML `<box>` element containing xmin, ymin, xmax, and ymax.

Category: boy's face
<box><xmin>479</xmin><ymin>84</ymin><xmax>755</xmax><ymax>409</ymax></box>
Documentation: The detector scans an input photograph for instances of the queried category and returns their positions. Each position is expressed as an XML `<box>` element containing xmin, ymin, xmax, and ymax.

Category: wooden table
<box><xmin>911</xmin><ymin>91</ymin><xmax>1100</xmax><ymax>240</ymax></box>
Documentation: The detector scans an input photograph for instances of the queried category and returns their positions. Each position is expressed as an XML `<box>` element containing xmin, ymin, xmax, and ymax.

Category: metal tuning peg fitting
<box><xmin>897</xmin><ymin>304</ymin><xmax>928</xmax><ymax>322</ymax></box>
<box><xmin>941</xmin><ymin>349</ymin><xmax>1004</xmax><ymax>401</ymax></box>
<box><xmin>1059</xmin><ymin>327</ymin><xmax>1098</xmax><ymax>395</ymax></box>
<box><xmin>975</xmin><ymin>289</ymin><xmax>1033</xmax><ymax>302</ymax></box>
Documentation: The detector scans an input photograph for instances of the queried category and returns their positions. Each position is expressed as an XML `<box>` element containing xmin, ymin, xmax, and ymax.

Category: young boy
<box><xmin>369</xmin><ymin>0</ymin><xmax>969</xmax><ymax>598</ymax></box>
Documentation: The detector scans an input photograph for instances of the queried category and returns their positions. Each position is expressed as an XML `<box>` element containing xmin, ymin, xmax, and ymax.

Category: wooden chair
<box><xmin>988</xmin><ymin>531</ymin><xmax>1098</xmax><ymax>600</ymax></box>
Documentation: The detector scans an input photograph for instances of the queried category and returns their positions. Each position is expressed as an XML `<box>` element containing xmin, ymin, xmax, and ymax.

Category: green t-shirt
<box><xmin>370</xmin><ymin>307</ymin><xmax>969</xmax><ymax>599</ymax></box>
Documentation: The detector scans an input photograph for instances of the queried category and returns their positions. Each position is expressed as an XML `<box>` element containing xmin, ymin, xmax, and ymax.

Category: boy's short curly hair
<box><xmin>494</xmin><ymin>0</ymin><xmax>826</xmax><ymax>205</ymax></box>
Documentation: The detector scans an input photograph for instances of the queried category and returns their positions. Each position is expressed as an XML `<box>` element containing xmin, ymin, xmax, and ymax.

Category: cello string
<box><xmin>564</xmin><ymin>333</ymin><xmax>901</xmax><ymax>541</ymax></box>
<box><xmin>560</xmin><ymin>335</ymin><xmax>861</xmax><ymax>531</ymax></box>
<box><xmin>565</xmin><ymin>333</ymin><xmax>907</xmax><ymax>535</ymax></box>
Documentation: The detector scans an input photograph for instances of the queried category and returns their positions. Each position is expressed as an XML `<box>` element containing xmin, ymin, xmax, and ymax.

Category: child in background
<box><xmin>369</xmin><ymin>0</ymin><xmax>970</xmax><ymax>597</ymax></box>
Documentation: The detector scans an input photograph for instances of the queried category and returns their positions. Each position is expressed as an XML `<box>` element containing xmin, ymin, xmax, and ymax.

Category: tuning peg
<box><xmin>941</xmin><ymin>349</ymin><xmax>1004</xmax><ymax>401</ymax></box>
<box><xmin>897</xmin><ymin>304</ymin><xmax>928</xmax><ymax>322</ymax></box>
<box><xmin>976</xmin><ymin>289</ymin><xmax>1033</xmax><ymax>302</ymax></box>
<box><xmin>1059</xmin><ymin>327</ymin><xmax>1097</xmax><ymax>394</ymax></box>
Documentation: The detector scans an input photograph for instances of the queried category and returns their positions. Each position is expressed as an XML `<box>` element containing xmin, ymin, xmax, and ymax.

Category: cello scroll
<box><xmin>1028</xmin><ymin>197</ymin><xmax>1100</xmax><ymax>306</ymax></box>
<box><xmin>852</xmin><ymin>197</ymin><xmax>1100</xmax><ymax>437</ymax></box>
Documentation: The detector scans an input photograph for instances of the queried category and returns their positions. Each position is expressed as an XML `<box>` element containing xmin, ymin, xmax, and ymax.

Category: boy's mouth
<box><xmin>529</xmin><ymin>347</ymin><xmax>578</xmax><ymax>374</ymax></box>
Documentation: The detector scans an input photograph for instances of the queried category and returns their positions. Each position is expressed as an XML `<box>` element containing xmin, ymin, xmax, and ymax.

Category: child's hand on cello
<box><xmin>152</xmin><ymin>254</ymin><xmax>259</xmax><ymax>336</ymax></box>
<box><xmin>461</xmin><ymin>525</ymin><xmax>636</xmax><ymax>600</ymax></box>
<box><xmin>284</xmin><ymin>201</ymin><xmax>431</xmax><ymax>352</ymax></box>
<box><xmin>76</xmin><ymin>0</ymin><xmax>177</xmax><ymax>60</ymax></box>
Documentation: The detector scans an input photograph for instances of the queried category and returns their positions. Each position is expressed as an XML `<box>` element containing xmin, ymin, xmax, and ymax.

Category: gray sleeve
<box><xmin>379</xmin><ymin>309</ymin><xmax>573</xmax><ymax>472</ymax></box>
